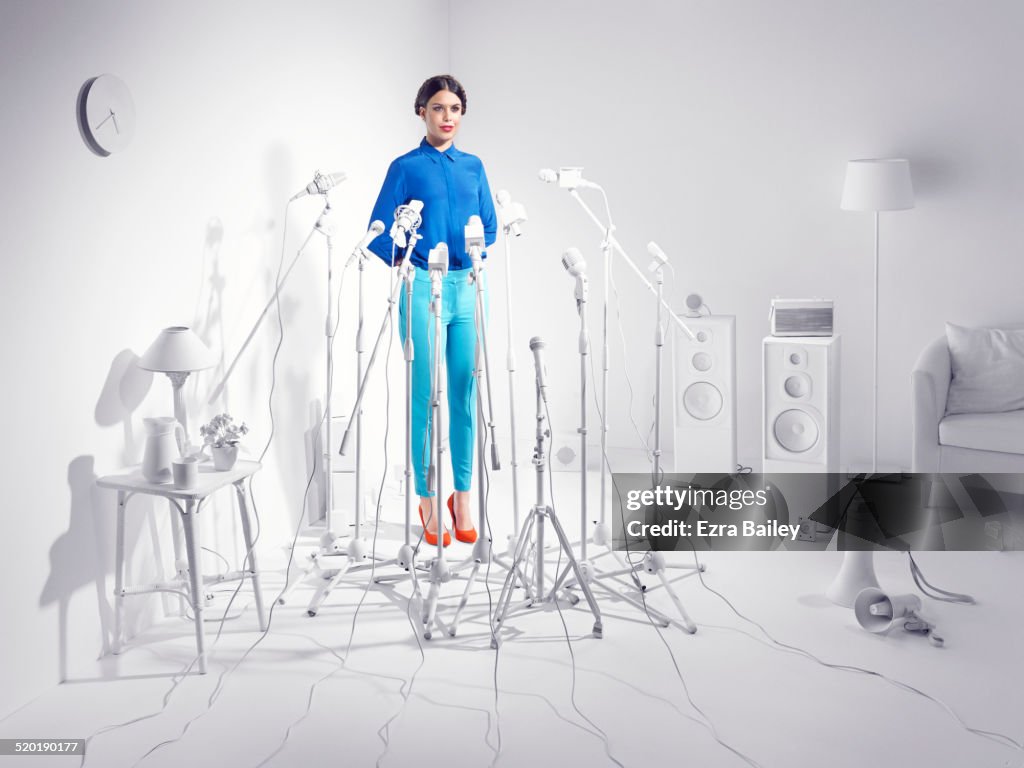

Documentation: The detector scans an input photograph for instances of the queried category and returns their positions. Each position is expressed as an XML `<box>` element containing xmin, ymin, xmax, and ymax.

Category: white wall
<box><xmin>0</xmin><ymin>0</ymin><xmax>448</xmax><ymax>718</ymax></box>
<box><xmin>5</xmin><ymin>0</ymin><xmax>1024</xmax><ymax>720</ymax></box>
<box><xmin>450</xmin><ymin>0</ymin><xmax>1024</xmax><ymax>471</ymax></box>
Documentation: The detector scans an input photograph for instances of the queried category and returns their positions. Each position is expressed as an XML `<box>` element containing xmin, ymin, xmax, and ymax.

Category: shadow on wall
<box><xmin>39</xmin><ymin>349</ymin><xmax>185</xmax><ymax>683</ymax></box>
<box><xmin>261</xmin><ymin>143</ymin><xmax>324</xmax><ymax>530</ymax></box>
<box><xmin>94</xmin><ymin>349</ymin><xmax>152</xmax><ymax>465</ymax></box>
<box><xmin>38</xmin><ymin>457</ymin><xmax>112</xmax><ymax>683</ymax></box>
<box><xmin>188</xmin><ymin>217</ymin><xmax>227</xmax><ymax>416</ymax></box>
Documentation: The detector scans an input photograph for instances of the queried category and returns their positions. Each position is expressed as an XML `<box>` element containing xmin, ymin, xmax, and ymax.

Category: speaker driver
<box><xmin>692</xmin><ymin>352</ymin><xmax>713</xmax><ymax>372</ymax></box>
<box><xmin>773</xmin><ymin>408</ymin><xmax>819</xmax><ymax>452</ymax></box>
<box><xmin>784</xmin><ymin>373</ymin><xmax>811</xmax><ymax>398</ymax></box>
<box><xmin>683</xmin><ymin>382</ymin><xmax>723</xmax><ymax>420</ymax></box>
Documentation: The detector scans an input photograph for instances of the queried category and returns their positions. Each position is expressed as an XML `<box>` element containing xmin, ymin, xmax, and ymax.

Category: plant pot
<box><xmin>211</xmin><ymin>444</ymin><xmax>239</xmax><ymax>471</ymax></box>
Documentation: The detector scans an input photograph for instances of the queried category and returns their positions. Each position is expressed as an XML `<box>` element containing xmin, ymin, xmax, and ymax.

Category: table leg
<box><xmin>234</xmin><ymin>480</ymin><xmax>268</xmax><ymax>631</ymax></box>
<box><xmin>180</xmin><ymin>498</ymin><xmax>207</xmax><ymax>674</ymax></box>
<box><xmin>113</xmin><ymin>490</ymin><xmax>126</xmax><ymax>655</ymax></box>
<box><xmin>169</xmin><ymin>503</ymin><xmax>187</xmax><ymax>617</ymax></box>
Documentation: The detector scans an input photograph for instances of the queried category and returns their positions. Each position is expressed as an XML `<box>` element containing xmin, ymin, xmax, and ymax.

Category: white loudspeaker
<box><xmin>825</xmin><ymin>549</ymin><xmax>880</xmax><ymax>606</ymax></box>
<box><xmin>853</xmin><ymin>588</ymin><xmax>922</xmax><ymax>633</ymax></box>
<box><xmin>672</xmin><ymin>315</ymin><xmax>736</xmax><ymax>473</ymax></box>
<box><xmin>762</xmin><ymin>336</ymin><xmax>840</xmax><ymax>473</ymax></box>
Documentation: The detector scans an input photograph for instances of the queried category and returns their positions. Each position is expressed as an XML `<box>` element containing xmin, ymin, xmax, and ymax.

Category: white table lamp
<box><xmin>829</xmin><ymin>159</ymin><xmax>915</xmax><ymax>607</ymax></box>
<box><xmin>138</xmin><ymin>326</ymin><xmax>216</xmax><ymax>450</ymax></box>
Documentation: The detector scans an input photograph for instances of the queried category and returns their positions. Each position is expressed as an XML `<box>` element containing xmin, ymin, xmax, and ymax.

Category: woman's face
<box><xmin>420</xmin><ymin>89</ymin><xmax>462</xmax><ymax>148</ymax></box>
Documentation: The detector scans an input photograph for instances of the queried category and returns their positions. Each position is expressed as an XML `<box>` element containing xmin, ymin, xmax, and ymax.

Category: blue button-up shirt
<box><xmin>367</xmin><ymin>138</ymin><xmax>497</xmax><ymax>270</ymax></box>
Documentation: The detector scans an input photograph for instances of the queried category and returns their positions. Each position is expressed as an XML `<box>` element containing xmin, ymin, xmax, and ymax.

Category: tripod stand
<box><xmin>448</xmin><ymin>242</ymin><xmax>535</xmax><ymax>636</ymax></box>
<box><xmin>491</xmin><ymin>338</ymin><xmax>603</xmax><ymax>648</ymax></box>
<box><xmin>278</xmin><ymin>216</ymin><xmax>424</xmax><ymax>615</ymax></box>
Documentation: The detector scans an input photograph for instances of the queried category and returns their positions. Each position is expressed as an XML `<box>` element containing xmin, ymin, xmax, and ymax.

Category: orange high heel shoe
<box><xmin>447</xmin><ymin>493</ymin><xmax>478</xmax><ymax>544</ymax></box>
<box><xmin>418</xmin><ymin>500</ymin><xmax>451</xmax><ymax>547</ymax></box>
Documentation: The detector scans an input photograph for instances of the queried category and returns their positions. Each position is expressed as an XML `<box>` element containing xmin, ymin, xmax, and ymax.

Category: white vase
<box><xmin>211</xmin><ymin>444</ymin><xmax>238</xmax><ymax>471</ymax></box>
<box><xmin>142</xmin><ymin>417</ymin><xmax>185</xmax><ymax>483</ymax></box>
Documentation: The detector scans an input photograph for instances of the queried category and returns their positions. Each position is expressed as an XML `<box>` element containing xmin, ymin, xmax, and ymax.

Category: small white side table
<box><xmin>97</xmin><ymin>460</ymin><xmax>268</xmax><ymax>674</ymax></box>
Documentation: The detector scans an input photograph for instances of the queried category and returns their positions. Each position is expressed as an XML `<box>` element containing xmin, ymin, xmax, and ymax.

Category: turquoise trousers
<box><xmin>399</xmin><ymin>266</ymin><xmax>484</xmax><ymax>498</ymax></box>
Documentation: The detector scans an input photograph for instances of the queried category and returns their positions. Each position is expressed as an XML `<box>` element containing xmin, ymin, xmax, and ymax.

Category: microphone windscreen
<box><xmin>496</xmin><ymin>189</ymin><xmax>511</xmax><ymax>206</ymax></box>
<box><xmin>370</xmin><ymin>220</ymin><xmax>385</xmax><ymax>234</ymax></box>
<box><xmin>561</xmin><ymin>247</ymin><xmax>586</xmax><ymax>276</ymax></box>
<box><xmin>538</xmin><ymin>169</ymin><xmax>558</xmax><ymax>183</ymax></box>
<box><xmin>529</xmin><ymin>336</ymin><xmax>544</xmax><ymax>351</ymax></box>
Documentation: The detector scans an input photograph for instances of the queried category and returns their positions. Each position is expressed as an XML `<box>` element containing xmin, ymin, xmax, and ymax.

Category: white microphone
<box><xmin>291</xmin><ymin>171</ymin><xmax>347</xmax><ymax>201</ymax></box>
<box><xmin>495</xmin><ymin>190</ymin><xmax>527</xmax><ymax>237</ymax></box>
<box><xmin>529</xmin><ymin>336</ymin><xmax>549</xmax><ymax>403</ymax></box>
<box><xmin>538</xmin><ymin>167</ymin><xmax>599</xmax><ymax>190</ymax></box>
<box><xmin>359</xmin><ymin>220</ymin><xmax>385</xmax><ymax>250</ymax></box>
<box><xmin>465</xmin><ymin>214</ymin><xmax>485</xmax><ymax>262</ymax></box>
<box><xmin>348</xmin><ymin>220</ymin><xmax>385</xmax><ymax>266</ymax></box>
<box><xmin>391</xmin><ymin>200</ymin><xmax>424</xmax><ymax>249</ymax></box>
<box><xmin>647</xmin><ymin>241</ymin><xmax>669</xmax><ymax>272</ymax></box>
<box><xmin>428</xmin><ymin>242</ymin><xmax>448</xmax><ymax>276</ymax></box>
<box><xmin>561</xmin><ymin>247</ymin><xmax>588</xmax><ymax>302</ymax></box>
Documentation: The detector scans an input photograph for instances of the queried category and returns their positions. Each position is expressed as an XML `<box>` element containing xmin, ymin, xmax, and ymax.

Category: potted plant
<box><xmin>199</xmin><ymin>413</ymin><xmax>249</xmax><ymax>471</ymax></box>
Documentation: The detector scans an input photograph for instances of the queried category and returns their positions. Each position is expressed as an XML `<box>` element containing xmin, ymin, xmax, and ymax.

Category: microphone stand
<box><xmin>449</xmin><ymin>249</ymin><xmax>534</xmax><ymax>636</ymax></box>
<box><xmin>552</xmin><ymin>184</ymin><xmax>701</xmax><ymax>633</ymax></box>
<box><xmin>501</xmin><ymin>219</ymin><xmax>523</xmax><ymax>549</ymax></box>
<box><xmin>279</xmin><ymin>231</ymin><xmax>425</xmax><ymax>617</ymax></box>
<box><xmin>638</xmin><ymin>256</ymin><xmax>699</xmax><ymax>632</ymax></box>
<box><xmin>490</xmin><ymin>344</ymin><xmax>603</xmax><ymax>648</ymax></box>
<box><xmin>421</xmin><ymin>259</ymin><xmax>452</xmax><ymax>639</ymax></box>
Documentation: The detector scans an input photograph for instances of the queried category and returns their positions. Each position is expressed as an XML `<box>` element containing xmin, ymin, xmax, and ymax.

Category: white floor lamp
<box><xmin>828</xmin><ymin>158</ymin><xmax>915</xmax><ymax>607</ymax></box>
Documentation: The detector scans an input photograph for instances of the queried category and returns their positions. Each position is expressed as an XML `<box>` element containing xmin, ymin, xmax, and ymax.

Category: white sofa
<box><xmin>911</xmin><ymin>330</ymin><xmax>1024</xmax><ymax>472</ymax></box>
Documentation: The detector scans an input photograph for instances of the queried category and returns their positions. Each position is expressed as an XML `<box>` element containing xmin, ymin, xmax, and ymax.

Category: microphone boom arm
<box><xmin>568</xmin><ymin>189</ymin><xmax>696</xmax><ymax>341</ymax></box>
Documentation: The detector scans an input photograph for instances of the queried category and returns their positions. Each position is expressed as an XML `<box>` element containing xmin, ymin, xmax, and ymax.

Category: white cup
<box><xmin>172</xmin><ymin>456</ymin><xmax>200</xmax><ymax>490</ymax></box>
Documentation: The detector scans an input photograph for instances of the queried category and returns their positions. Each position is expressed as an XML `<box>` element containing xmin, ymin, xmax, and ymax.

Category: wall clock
<box><xmin>77</xmin><ymin>74</ymin><xmax>135</xmax><ymax>156</ymax></box>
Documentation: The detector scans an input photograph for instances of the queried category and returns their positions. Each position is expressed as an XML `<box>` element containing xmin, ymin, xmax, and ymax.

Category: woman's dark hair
<box><xmin>414</xmin><ymin>74</ymin><xmax>467</xmax><ymax>116</ymax></box>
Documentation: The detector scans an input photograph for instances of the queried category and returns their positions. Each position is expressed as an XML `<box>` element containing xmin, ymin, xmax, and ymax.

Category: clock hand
<box><xmin>111</xmin><ymin>110</ymin><xmax>120</xmax><ymax>134</ymax></box>
<box><xmin>93</xmin><ymin>108</ymin><xmax>115</xmax><ymax>131</ymax></box>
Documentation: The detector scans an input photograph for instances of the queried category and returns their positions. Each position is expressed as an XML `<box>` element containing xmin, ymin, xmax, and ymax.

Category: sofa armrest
<box><xmin>911</xmin><ymin>336</ymin><xmax>951</xmax><ymax>472</ymax></box>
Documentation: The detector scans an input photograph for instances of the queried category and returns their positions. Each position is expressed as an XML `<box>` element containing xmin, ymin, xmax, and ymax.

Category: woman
<box><xmin>366</xmin><ymin>74</ymin><xmax>497</xmax><ymax>547</ymax></box>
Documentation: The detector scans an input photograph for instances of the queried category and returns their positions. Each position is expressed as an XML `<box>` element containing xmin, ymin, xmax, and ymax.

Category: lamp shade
<box><xmin>138</xmin><ymin>326</ymin><xmax>216</xmax><ymax>373</ymax></box>
<box><xmin>840</xmin><ymin>158</ymin><xmax>915</xmax><ymax>211</ymax></box>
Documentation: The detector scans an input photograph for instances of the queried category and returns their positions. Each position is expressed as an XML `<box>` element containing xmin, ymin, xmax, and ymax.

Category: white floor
<box><xmin>2</xmin><ymin>468</ymin><xmax>1023</xmax><ymax>768</ymax></box>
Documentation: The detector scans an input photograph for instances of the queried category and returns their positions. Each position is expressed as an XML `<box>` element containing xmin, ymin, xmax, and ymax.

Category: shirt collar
<box><xmin>419</xmin><ymin>137</ymin><xmax>461</xmax><ymax>162</ymax></box>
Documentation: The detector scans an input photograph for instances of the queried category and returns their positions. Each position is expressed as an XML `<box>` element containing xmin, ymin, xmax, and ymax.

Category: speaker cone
<box><xmin>691</xmin><ymin>352</ymin><xmax>713</xmax><ymax>372</ymax></box>
<box><xmin>784</xmin><ymin>373</ymin><xmax>811</xmax><ymax>398</ymax></box>
<box><xmin>773</xmin><ymin>409</ymin><xmax>819</xmax><ymax>452</ymax></box>
<box><xmin>683</xmin><ymin>382</ymin><xmax>723</xmax><ymax>420</ymax></box>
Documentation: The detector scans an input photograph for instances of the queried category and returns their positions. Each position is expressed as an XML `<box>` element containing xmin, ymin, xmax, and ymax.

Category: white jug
<box><xmin>142</xmin><ymin>417</ymin><xmax>185</xmax><ymax>484</ymax></box>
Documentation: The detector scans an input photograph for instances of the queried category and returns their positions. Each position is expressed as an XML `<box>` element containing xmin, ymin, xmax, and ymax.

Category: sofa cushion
<box><xmin>945</xmin><ymin>323</ymin><xmax>1024</xmax><ymax>415</ymax></box>
<box><xmin>939</xmin><ymin>410</ymin><xmax>1024</xmax><ymax>455</ymax></box>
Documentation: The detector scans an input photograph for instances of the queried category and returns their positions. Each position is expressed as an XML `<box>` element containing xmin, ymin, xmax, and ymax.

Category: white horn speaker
<box><xmin>854</xmin><ymin>588</ymin><xmax>922</xmax><ymax>633</ymax></box>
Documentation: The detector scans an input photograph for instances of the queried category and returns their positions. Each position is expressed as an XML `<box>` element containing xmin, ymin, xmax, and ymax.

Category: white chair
<box><xmin>911</xmin><ymin>326</ymin><xmax>1024</xmax><ymax>472</ymax></box>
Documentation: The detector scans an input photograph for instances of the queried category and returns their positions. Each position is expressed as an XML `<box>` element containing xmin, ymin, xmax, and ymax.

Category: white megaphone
<box><xmin>854</xmin><ymin>588</ymin><xmax>944</xmax><ymax>646</ymax></box>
